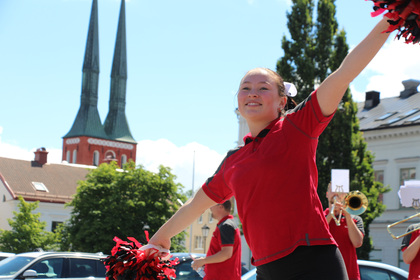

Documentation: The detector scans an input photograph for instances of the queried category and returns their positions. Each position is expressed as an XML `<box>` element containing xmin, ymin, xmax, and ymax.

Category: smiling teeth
<box><xmin>247</xmin><ymin>103</ymin><xmax>260</xmax><ymax>105</ymax></box>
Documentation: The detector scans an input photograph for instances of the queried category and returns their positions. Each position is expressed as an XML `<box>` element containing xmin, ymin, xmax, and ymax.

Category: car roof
<box><xmin>0</xmin><ymin>253</ymin><xmax>14</xmax><ymax>257</ymax></box>
<box><xmin>170</xmin><ymin>252</ymin><xmax>205</xmax><ymax>261</ymax></box>
<box><xmin>357</xmin><ymin>260</ymin><xmax>409</xmax><ymax>276</ymax></box>
<box><xmin>13</xmin><ymin>251</ymin><xmax>106</xmax><ymax>258</ymax></box>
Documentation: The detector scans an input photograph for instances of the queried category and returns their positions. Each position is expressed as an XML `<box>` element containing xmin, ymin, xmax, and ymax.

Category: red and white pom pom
<box><xmin>102</xmin><ymin>235</ymin><xmax>178</xmax><ymax>280</ymax></box>
<box><xmin>369</xmin><ymin>0</ymin><xmax>420</xmax><ymax>44</ymax></box>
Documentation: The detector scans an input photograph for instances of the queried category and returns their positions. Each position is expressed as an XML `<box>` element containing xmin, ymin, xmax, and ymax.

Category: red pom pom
<box><xmin>370</xmin><ymin>0</ymin><xmax>420</xmax><ymax>44</ymax></box>
<box><xmin>103</xmin><ymin>236</ymin><xmax>178</xmax><ymax>280</ymax></box>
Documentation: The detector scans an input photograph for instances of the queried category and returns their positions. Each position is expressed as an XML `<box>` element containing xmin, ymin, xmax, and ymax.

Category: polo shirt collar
<box><xmin>218</xmin><ymin>214</ymin><xmax>234</xmax><ymax>225</ymax></box>
<box><xmin>243</xmin><ymin>118</ymin><xmax>279</xmax><ymax>145</ymax></box>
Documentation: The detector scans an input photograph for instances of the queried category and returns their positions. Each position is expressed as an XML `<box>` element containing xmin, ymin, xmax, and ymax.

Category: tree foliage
<box><xmin>0</xmin><ymin>196</ymin><xmax>59</xmax><ymax>253</ymax></box>
<box><xmin>276</xmin><ymin>0</ymin><xmax>389</xmax><ymax>259</ymax></box>
<box><xmin>64</xmin><ymin>161</ymin><xmax>187</xmax><ymax>254</ymax></box>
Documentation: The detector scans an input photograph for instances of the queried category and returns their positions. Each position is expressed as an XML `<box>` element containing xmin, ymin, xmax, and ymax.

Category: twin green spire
<box><xmin>64</xmin><ymin>0</ymin><xmax>136</xmax><ymax>144</ymax></box>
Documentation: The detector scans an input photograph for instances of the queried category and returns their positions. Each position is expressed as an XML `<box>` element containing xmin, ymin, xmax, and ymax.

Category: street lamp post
<box><xmin>201</xmin><ymin>224</ymin><xmax>210</xmax><ymax>254</ymax></box>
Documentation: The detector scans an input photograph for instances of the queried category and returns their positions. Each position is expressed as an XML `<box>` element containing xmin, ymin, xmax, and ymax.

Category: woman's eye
<box><xmin>260</xmin><ymin>87</ymin><xmax>268</xmax><ymax>90</ymax></box>
<box><xmin>242</xmin><ymin>87</ymin><xmax>250</xmax><ymax>90</ymax></box>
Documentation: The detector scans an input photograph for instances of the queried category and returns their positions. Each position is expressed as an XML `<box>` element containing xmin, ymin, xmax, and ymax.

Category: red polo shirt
<box><xmin>325</xmin><ymin>208</ymin><xmax>364</xmax><ymax>280</ymax></box>
<box><xmin>203</xmin><ymin>91</ymin><xmax>336</xmax><ymax>266</ymax></box>
<box><xmin>204</xmin><ymin>215</ymin><xmax>241</xmax><ymax>280</ymax></box>
<box><xmin>402</xmin><ymin>223</ymin><xmax>420</xmax><ymax>280</ymax></box>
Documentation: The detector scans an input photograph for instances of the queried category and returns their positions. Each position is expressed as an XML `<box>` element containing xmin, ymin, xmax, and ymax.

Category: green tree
<box><xmin>65</xmin><ymin>161</ymin><xmax>187</xmax><ymax>254</ymax></box>
<box><xmin>276</xmin><ymin>0</ymin><xmax>389</xmax><ymax>259</ymax></box>
<box><xmin>0</xmin><ymin>196</ymin><xmax>59</xmax><ymax>253</ymax></box>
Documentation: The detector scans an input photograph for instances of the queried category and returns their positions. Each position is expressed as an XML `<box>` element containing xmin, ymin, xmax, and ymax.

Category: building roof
<box><xmin>0</xmin><ymin>157</ymin><xmax>92</xmax><ymax>204</ymax></box>
<box><xmin>357</xmin><ymin>81</ymin><xmax>420</xmax><ymax>131</ymax></box>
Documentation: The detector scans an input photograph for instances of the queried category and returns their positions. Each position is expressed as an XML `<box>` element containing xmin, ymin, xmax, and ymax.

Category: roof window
<box><xmin>32</xmin><ymin>182</ymin><xmax>48</xmax><ymax>192</ymax></box>
<box><xmin>406</xmin><ymin>114</ymin><xmax>420</xmax><ymax>123</ymax></box>
<box><xmin>387</xmin><ymin>117</ymin><xmax>401</xmax><ymax>125</ymax></box>
<box><xmin>376</xmin><ymin>112</ymin><xmax>397</xmax><ymax>121</ymax></box>
<box><xmin>403</xmin><ymin>108</ymin><xmax>420</xmax><ymax>117</ymax></box>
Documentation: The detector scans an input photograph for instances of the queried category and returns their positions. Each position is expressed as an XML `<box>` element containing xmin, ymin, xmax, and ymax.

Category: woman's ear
<box><xmin>279</xmin><ymin>96</ymin><xmax>287</xmax><ymax>109</ymax></box>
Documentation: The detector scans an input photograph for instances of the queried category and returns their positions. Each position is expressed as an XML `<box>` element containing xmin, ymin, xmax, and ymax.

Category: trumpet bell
<box><xmin>345</xmin><ymin>191</ymin><xmax>368</xmax><ymax>216</ymax></box>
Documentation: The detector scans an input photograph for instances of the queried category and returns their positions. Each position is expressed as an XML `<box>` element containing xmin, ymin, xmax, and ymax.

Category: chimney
<box><xmin>400</xmin><ymin>79</ymin><xmax>420</xmax><ymax>99</ymax></box>
<box><xmin>364</xmin><ymin>91</ymin><xmax>380</xmax><ymax>110</ymax></box>
<box><xmin>34</xmin><ymin>147</ymin><xmax>48</xmax><ymax>165</ymax></box>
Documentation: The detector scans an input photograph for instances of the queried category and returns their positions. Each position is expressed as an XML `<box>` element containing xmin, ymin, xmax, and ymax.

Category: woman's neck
<box><xmin>247</xmin><ymin>119</ymin><xmax>275</xmax><ymax>137</ymax></box>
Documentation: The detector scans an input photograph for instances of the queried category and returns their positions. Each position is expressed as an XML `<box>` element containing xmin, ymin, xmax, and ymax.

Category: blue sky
<box><xmin>1</xmin><ymin>0</ymin><xmax>419</xmax><ymax>190</ymax></box>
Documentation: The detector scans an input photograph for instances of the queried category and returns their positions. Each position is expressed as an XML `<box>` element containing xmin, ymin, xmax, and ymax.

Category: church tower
<box><xmin>62</xmin><ymin>0</ymin><xmax>137</xmax><ymax>167</ymax></box>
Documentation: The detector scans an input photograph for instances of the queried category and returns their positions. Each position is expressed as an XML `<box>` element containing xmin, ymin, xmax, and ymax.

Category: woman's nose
<box><xmin>248</xmin><ymin>89</ymin><xmax>258</xmax><ymax>97</ymax></box>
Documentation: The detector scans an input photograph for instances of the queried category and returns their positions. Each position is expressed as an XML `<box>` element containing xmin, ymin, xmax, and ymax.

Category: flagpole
<box><xmin>189</xmin><ymin>150</ymin><xmax>195</xmax><ymax>253</ymax></box>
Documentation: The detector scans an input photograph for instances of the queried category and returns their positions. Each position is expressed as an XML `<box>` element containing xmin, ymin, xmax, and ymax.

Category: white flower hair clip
<box><xmin>284</xmin><ymin>82</ymin><xmax>297</xmax><ymax>97</ymax></box>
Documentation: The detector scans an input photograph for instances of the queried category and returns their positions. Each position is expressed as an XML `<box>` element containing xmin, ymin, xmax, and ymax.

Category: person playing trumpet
<box><xmin>401</xmin><ymin>223</ymin><xmax>420</xmax><ymax>280</ymax></box>
<box><xmin>325</xmin><ymin>189</ymin><xmax>365</xmax><ymax>280</ymax></box>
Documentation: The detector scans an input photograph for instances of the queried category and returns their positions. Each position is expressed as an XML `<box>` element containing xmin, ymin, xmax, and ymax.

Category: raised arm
<box><xmin>317</xmin><ymin>17</ymin><xmax>391</xmax><ymax>117</ymax></box>
<box><xmin>148</xmin><ymin>188</ymin><xmax>217</xmax><ymax>251</ymax></box>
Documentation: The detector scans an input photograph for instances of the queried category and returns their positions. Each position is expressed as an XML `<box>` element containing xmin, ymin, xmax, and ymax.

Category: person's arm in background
<box><xmin>403</xmin><ymin>227</ymin><xmax>420</xmax><ymax>264</ymax></box>
<box><xmin>342</xmin><ymin>209</ymin><xmax>364</xmax><ymax>248</ymax></box>
<box><xmin>191</xmin><ymin>246</ymin><xmax>233</xmax><ymax>269</ymax></box>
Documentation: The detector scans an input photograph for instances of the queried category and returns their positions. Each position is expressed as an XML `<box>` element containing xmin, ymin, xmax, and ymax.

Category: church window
<box><xmin>93</xmin><ymin>151</ymin><xmax>100</xmax><ymax>166</ymax></box>
<box><xmin>121</xmin><ymin>154</ymin><xmax>127</xmax><ymax>166</ymax></box>
<box><xmin>72</xmin><ymin>150</ymin><xmax>77</xmax><ymax>163</ymax></box>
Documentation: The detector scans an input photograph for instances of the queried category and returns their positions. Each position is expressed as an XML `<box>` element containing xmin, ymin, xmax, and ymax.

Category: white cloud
<box><xmin>353</xmin><ymin>40</ymin><xmax>420</xmax><ymax>102</ymax></box>
<box><xmin>136</xmin><ymin>139</ymin><xmax>225</xmax><ymax>191</ymax></box>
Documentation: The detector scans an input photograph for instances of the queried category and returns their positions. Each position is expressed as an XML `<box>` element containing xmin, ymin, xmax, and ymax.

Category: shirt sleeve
<box><xmin>353</xmin><ymin>215</ymin><xmax>365</xmax><ymax>236</ymax></box>
<box><xmin>401</xmin><ymin>224</ymin><xmax>417</xmax><ymax>250</ymax></box>
<box><xmin>219</xmin><ymin>222</ymin><xmax>236</xmax><ymax>246</ymax></box>
<box><xmin>202</xmin><ymin>148</ymin><xmax>240</xmax><ymax>203</ymax></box>
<box><xmin>285</xmin><ymin>90</ymin><xmax>335</xmax><ymax>138</ymax></box>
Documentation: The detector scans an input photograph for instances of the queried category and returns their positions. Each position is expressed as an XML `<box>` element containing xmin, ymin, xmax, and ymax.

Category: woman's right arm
<box><xmin>403</xmin><ymin>233</ymin><xmax>420</xmax><ymax>264</ymax></box>
<box><xmin>148</xmin><ymin>188</ymin><xmax>217</xmax><ymax>250</ymax></box>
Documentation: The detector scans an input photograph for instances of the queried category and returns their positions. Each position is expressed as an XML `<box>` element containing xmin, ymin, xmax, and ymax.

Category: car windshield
<box><xmin>0</xmin><ymin>256</ymin><xmax>35</xmax><ymax>276</ymax></box>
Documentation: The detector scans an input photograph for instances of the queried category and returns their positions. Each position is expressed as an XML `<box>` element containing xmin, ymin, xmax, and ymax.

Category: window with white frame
<box><xmin>195</xmin><ymin>236</ymin><xmax>203</xmax><ymax>250</ymax></box>
<box><xmin>400</xmin><ymin>167</ymin><xmax>416</xmax><ymax>185</ymax></box>
<box><xmin>198</xmin><ymin>215</ymin><xmax>203</xmax><ymax>224</ymax></box>
<box><xmin>66</xmin><ymin>150</ymin><xmax>71</xmax><ymax>162</ymax></box>
<box><xmin>375</xmin><ymin>170</ymin><xmax>384</xmax><ymax>203</ymax></box>
<box><xmin>208</xmin><ymin>212</ymin><xmax>213</xmax><ymax>223</ymax></box>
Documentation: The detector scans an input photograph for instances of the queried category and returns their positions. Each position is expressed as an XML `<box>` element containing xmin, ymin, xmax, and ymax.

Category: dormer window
<box><xmin>32</xmin><ymin>182</ymin><xmax>48</xmax><ymax>192</ymax></box>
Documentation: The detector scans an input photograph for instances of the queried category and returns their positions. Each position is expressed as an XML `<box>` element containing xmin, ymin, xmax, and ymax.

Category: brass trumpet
<box><xmin>330</xmin><ymin>191</ymin><xmax>369</xmax><ymax>226</ymax></box>
<box><xmin>387</xmin><ymin>199</ymin><xmax>420</xmax><ymax>239</ymax></box>
<box><xmin>387</xmin><ymin>213</ymin><xmax>420</xmax><ymax>239</ymax></box>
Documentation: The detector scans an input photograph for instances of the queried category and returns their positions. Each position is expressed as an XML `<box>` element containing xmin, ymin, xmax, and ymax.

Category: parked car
<box><xmin>171</xmin><ymin>252</ymin><xmax>248</xmax><ymax>279</ymax></box>
<box><xmin>358</xmin><ymin>260</ymin><xmax>408</xmax><ymax>280</ymax></box>
<box><xmin>0</xmin><ymin>253</ymin><xmax>14</xmax><ymax>262</ymax></box>
<box><xmin>241</xmin><ymin>259</ymin><xmax>409</xmax><ymax>280</ymax></box>
<box><xmin>0</xmin><ymin>251</ymin><xmax>107</xmax><ymax>280</ymax></box>
<box><xmin>171</xmin><ymin>253</ymin><xmax>206</xmax><ymax>280</ymax></box>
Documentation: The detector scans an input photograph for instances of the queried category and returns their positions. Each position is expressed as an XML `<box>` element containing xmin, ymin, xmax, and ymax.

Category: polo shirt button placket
<box><xmin>253</xmin><ymin>138</ymin><xmax>258</xmax><ymax>152</ymax></box>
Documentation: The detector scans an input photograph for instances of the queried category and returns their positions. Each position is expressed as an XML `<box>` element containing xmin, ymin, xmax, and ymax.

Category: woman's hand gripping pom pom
<box><xmin>369</xmin><ymin>0</ymin><xmax>420</xmax><ymax>44</ymax></box>
<box><xmin>102</xmin><ymin>233</ymin><xmax>178</xmax><ymax>280</ymax></box>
